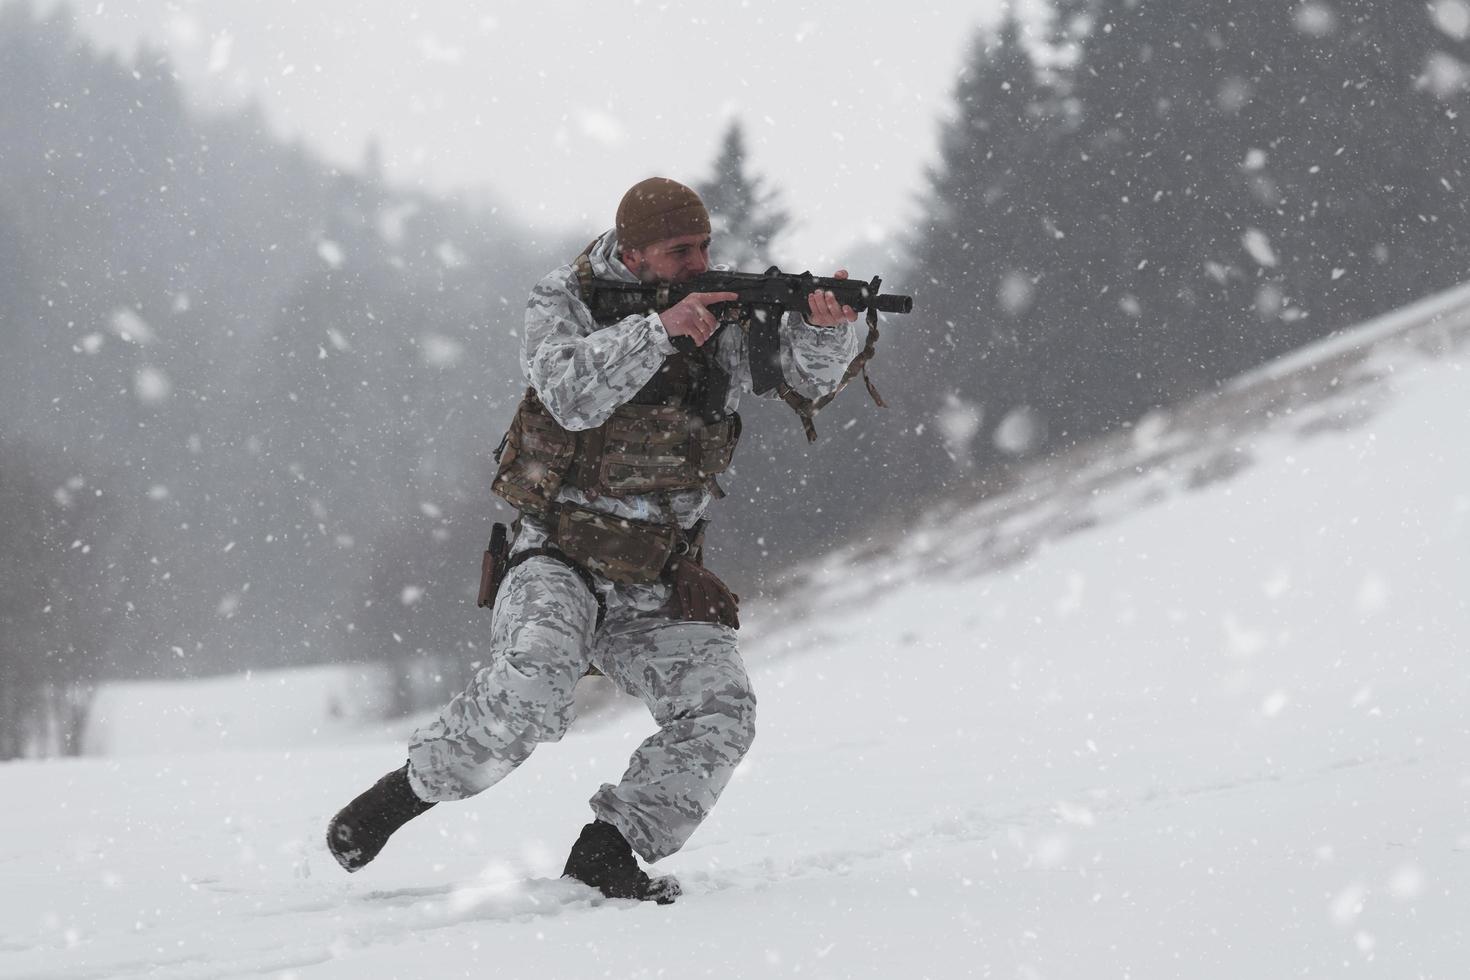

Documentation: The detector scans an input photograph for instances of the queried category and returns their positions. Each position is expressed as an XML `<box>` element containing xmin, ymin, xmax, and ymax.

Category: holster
<box><xmin>476</xmin><ymin>523</ymin><xmax>510</xmax><ymax>610</ymax></box>
<box><xmin>477</xmin><ymin>507</ymin><xmax>739</xmax><ymax>630</ymax></box>
<box><xmin>551</xmin><ymin>505</ymin><xmax>681</xmax><ymax>585</ymax></box>
<box><xmin>669</xmin><ymin>557</ymin><xmax>740</xmax><ymax>629</ymax></box>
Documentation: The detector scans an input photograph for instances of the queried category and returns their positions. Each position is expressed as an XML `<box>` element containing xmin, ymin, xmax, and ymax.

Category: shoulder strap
<box><xmin>568</xmin><ymin>239</ymin><xmax>609</xmax><ymax>489</ymax></box>
<box><xmin>573</xmin><ymin>238</ymin><xmax>600</xmax><ymax>304</ymax></box>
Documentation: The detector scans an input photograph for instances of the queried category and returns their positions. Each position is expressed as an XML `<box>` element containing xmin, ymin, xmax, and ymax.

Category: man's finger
<box><xmin>694</xmin><ymin>291</ymin><xmax>740</xmax><ymax>305</ymax></box>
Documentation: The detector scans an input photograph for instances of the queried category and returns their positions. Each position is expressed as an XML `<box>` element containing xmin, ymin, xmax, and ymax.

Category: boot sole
<box><xmin>326</xmin><ymin>822</ymin><xmax>368</xmax><ymax>873</ymax></box>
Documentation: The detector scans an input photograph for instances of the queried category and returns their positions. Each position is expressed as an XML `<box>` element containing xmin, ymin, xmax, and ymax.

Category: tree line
<box><xmin>723</xmin><ymin>0</ymin><xmax>1470</xmax><ymax>569</ymax></box>
<box><xmin>0</xmin><ymin>2</ymin><xmax>558</xmax><ymax>753</ymax></box>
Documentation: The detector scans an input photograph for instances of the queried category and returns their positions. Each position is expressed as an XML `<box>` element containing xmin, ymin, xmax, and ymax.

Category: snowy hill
<box><xmin>2</xmin><ymin>287</ymin><xmax>1468</xmax><ymax>979</ymax></box>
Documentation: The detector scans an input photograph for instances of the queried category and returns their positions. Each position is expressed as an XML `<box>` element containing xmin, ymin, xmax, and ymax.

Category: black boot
<box><xmin>562</xmin><ymin>819</ymin><xmax>681</xmax><ymax>904</ymax></box>
<box><xmin>326</xmin><ymin>763</ymin><xmax>436</xmax><ymax>872</ymax></box>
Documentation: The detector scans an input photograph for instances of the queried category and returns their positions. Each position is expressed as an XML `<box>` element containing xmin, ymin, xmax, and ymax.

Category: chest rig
<box><xmin>490</xmin><ymin>374</ymin><xmax>740</xmax><ymax>513</ymax></box>
<box><xmin>489</xmin><ymin>248</ymin><xmax>742</xmax><ymax>586</ymax></box>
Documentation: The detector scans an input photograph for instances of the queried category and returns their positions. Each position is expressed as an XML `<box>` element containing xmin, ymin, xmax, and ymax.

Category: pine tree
<box><xmin>902</xmin><ymin>15</ymin><xmax>1071</xmax><ymax>468</ymax></box>
<box><xmin>1064</xmin><ymin>0</ymin><xmax>1470</xmax><ymax>398</ymax></box>
<box><xmin>695</xmin><ymin>121</ymin><xmax>790</xmax><ymax>270</ymax></box>
<box><xmin>1223</xmin><ymin>0</ymin><xmax>1470</xmax><ymax>339</ymax></box>
<box><xmin>899</xmin><ymin>0</ymin><xmax>1470</xmax><ymax>486</ymax></box>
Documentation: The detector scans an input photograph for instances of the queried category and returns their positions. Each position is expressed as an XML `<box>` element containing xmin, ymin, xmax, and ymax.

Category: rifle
<box><xmin>582</xmin><ymin>268</ymin><xmax>913</xmax><ymax>398</ymax></box>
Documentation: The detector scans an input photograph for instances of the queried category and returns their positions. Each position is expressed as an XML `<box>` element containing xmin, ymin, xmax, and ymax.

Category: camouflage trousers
<box><xmin>405</xmin><ymin>554</ymin><xmax>757</xmax><ymax>863</ymax></box>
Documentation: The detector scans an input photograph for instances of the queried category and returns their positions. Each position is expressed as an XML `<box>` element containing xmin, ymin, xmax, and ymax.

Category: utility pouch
<box><xmin>670</xmin><ymin>558</ymin><xmax>740</xmax><ymax>630</ymax></box>
<box><xmin>553</xmin><ymin>506</ymin><xmax>678</xmax><ymax>585</ymax></box>
<box><xmin>491</xmin><ymin>390</ymin><xmax>576</xmax><ymax>515</ymax></box>
<box><xmin>476</xmin><ymin>523</ymin><xmax>510</xmax><ymax>610</ymax></box>
<box><xmin>594</xmin><ymin>407</ymin><xmax>741</xmax><ymax>496</ymax></box>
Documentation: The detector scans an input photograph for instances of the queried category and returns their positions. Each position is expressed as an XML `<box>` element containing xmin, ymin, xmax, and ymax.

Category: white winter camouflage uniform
<box><xmin>407</xmin><ymin>231</ymin><xmax>861</xmax><ymax>862</ymax></box>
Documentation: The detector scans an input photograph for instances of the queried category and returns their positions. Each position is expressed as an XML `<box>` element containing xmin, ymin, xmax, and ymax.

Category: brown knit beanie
<box><xmin>616</xmin><ymin>177</ymin><xmax>710</xmax><ymax>250</ymax></box>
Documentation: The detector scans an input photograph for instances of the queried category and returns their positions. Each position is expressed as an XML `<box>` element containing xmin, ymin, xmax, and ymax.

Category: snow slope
<box><xmin>2</xmin><ymin>291</ymin><xmax>1467</xmax><ymax>979</ymax></box>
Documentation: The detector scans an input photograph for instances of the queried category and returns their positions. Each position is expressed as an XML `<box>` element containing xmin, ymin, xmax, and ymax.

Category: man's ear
<box><xmin>620</xmin><ymin>245</ymin><xmax>643</xmax><ymax>274</ymax></box>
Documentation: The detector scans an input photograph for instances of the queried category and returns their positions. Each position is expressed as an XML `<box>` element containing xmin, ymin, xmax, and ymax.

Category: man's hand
<box><xmin>804</xmin><ymin>269</ymin><xmax>860</xmax><ymax>328</ymax></box>
<box><xmin>660</xmin><ymin>291</ymin><xmax>739</xmax><ymax>347</ymax></box>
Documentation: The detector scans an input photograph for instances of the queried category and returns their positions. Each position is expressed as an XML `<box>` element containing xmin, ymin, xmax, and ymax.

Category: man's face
<box><xmin>622</xmin><ymin>233</ymin><xmax>712</xmax><ymax>284</ymax></box>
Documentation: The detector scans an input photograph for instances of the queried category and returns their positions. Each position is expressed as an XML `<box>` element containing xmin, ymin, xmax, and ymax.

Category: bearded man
<box><xmin>326</xmin><ymin>177</ymin><xmax>861</xmax><ymax>903</ymax></box>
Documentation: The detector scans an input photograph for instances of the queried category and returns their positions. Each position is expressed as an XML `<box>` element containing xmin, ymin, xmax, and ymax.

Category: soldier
<box><xmin>326</xmin><ymin>177</ymin><xmax>862</xmax><ymax>903</ymax></box>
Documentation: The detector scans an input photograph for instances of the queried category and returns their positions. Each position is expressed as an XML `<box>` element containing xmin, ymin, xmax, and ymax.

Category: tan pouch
<box><xmin>597</xmin><ymin>408</ymin><xmax>741</xmax><ymax>496</ymax></box>
<box><xmin>670</xmin><ymin>558</ymin><xmax>740</xmax><ymax>629</ymax></box>
<box><xmin>491</xmin><ymin>392</ymin><xmax>576</xmax><ymax>515</ymax></box>
<box><xmin>553</xmin><ymin>506</ymin><xmax>678</xmax><ymax>585</ymax></box>
<box><xmin>599</xmin><ymin>405</ymin><xmax>696</xmax><ymax>494</ymax></box>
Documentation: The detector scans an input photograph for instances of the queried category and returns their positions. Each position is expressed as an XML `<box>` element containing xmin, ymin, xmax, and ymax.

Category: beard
<box><xmin>621</xmin><ymin>248</ymin><xmax>700</xmax><ymax>285</ymax></box>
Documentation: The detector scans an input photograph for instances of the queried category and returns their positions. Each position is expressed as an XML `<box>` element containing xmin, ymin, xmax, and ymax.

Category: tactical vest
<box><xmin>493</xmin><ymin>246</ymin><xmax>742</xmax><ymax>520</ymax></box>
<box><xmin>491</xmin><ymin>381</ymin><xmax>740</xmax><ymax>516</ymax></box>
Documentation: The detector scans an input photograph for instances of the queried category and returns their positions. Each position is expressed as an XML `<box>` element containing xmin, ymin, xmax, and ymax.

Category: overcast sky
<box><xmin>48</xmin><ymin>1</ymin><xmax>1008</xmax><ymax>264</ymax></box>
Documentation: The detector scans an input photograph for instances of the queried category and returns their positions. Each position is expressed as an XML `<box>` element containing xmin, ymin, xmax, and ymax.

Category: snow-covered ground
<box><xmin>80</xmin><ymin>665</ymin><xmax>399</xmax><ymax>758</ymax></box>
<box><xmin>3</xmin><ymin>291</ymin><xmax>1467</xmax><ymax>979</ymax></box>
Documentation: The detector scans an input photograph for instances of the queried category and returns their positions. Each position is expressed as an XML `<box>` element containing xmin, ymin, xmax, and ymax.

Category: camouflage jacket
<box><xmin>519</xmin><ymin>229</ymin><xmax>862</xmax><ymax>532</ymax></box>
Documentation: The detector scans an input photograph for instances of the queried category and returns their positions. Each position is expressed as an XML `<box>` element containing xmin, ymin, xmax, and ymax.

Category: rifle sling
<box><xmin>776</xmin><ymin>307</ymin><xmax>886</xmax><ymax>442</ymax></box>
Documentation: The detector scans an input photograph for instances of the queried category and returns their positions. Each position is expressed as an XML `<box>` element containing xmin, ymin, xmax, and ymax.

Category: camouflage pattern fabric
<box><xmin>584</xmin><ymin>613</ymin><xmax>754</xmax><ymax>861</ymax></box>
<box><xmin>404</xmin><ymin>231</ymin><xmax>854</xmax><ymax>863</ymax></box>
<box><xmin>406</xmin><ymin>543</ymin><xmax>755</xmax><ymax>863</ymax></box>
<box><xmin>523</xmin><ymin>230</ymin><xmax>863</xmax><ymax>530</ymax></box>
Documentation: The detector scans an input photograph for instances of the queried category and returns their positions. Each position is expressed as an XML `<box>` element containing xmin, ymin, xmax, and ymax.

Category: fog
<box><xmin>44</xmin><ymin>0</ymin><xmax>1002</xmax><ymax>262</ymax></box>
